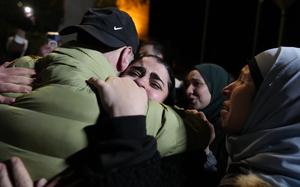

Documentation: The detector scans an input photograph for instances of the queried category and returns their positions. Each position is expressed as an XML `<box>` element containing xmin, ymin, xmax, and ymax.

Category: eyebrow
<box><xmin>129</xmin><ymin>64</ymin><xmax>166</xmax><ymax>87</ymax></box>
<box><xmin>150</xmin><ymin>73</ymin><xmax>165</xmax><ymax>87</ymax></box>
<box><xmin>188</xmin><ymin>78</ymin><xmax>205</xmax><ymax>83</ymax></box>
<box><xmin>129</xmin><ymin>66</ymin><xmax>146</xmax><ymax>74</ymax></box>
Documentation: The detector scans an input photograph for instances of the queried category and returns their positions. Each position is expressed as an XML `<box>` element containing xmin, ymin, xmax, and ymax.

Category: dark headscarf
<box><xmin>194</xmin><ymin>63</ymin><xmax>232</xmax><ymax>122</ymax></box>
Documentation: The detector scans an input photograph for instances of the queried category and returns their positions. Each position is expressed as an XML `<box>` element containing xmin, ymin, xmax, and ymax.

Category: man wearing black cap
<box><xmin>0</xmin><ymin>7</ymin><xmax>138</xmax><ymax>103</ymax></box>
<box><xmin>59</xmin><ymin>7</ymin><xmax>139</xmax><ymax>74</ymax></box>
<box><xmin>0</xmin><ymin>6</ymin><xmax>210</xmax><ymax>185</ymax></box>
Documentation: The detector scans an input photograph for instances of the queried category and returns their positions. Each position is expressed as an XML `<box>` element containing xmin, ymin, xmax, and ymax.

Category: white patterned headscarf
<box><xmin>226</xmin><ymin>47</ymin><xmax>300</xmax><ymax>186</ymax></box>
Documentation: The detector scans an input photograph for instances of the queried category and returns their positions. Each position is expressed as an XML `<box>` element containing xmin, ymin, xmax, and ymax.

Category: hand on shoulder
<box><xmin>88</xmin><ymin>76</ymin><xmax>148</xmax><ymax>117</ymax></box>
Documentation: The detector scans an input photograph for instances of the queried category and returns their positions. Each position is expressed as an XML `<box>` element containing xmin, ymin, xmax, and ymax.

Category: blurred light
<box><xmin>17</xmin><ymin>1</ymin><xmax>23</xmax><ymax>7</ymax></box>
<box><xmin>24</xmin><ymin>6</ymin><xmax>32</xmax><ymax>14</ymax></box>
<box><xmin>24</xmin><ymin>6</ymin><xmax>33</xmax><ymax>18</ymax></box>
<box><xmin>116</xmin><ymin>0</ymin><xmax>150</xmax><ymax>40</ymax></box>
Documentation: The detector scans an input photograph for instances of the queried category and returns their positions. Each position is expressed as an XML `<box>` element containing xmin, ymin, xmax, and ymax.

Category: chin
<box><xmin>222</xmin><ymin>126</ymin><xmax>232</xmax><ymax>135</ymax></box>
<box><xmin>220</xmin><ymin>110</ymin><xmax>228</xmax><ymax>122</ymax></box>
<box><xmin>187</xmin><ymin>104</ymin><xmax>197</xmax><ymax>110</ymax></box>
<box><xmin>220</xmin><ymin>115</ymin><xmax>231</xmax><ymax>134</ymax></box>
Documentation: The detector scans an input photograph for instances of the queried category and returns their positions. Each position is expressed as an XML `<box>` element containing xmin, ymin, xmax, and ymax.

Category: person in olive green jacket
<box><xmin>0</xmin><ymin>7</ymin><xmax>210</xmax><ymax>181</ymax></box>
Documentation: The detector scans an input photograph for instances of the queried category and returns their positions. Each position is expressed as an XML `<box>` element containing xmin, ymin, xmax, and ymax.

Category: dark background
<box><xmin>149</xmin><ymin>0</ymin><xmax>300</xmax><ymax>78</ymax></box>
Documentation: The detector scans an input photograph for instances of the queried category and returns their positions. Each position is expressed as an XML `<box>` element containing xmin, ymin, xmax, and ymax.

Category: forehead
<box><xmin>140</xmin><ymin>44</ymin><xmax>154</xmax><ymax>52</ymax></box>
<box><xmin>132</xmin><ymin>57</ymin><xmax>166</xmax><ymax>72</ymax></box>
<box><xmin>187</xmin><ymin>69</ymin><xmax>204</xmax><ymax>80</ymax></box>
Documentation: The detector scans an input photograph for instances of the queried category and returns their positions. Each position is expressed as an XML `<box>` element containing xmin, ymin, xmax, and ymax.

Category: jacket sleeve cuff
<box><xmin>107</xmin><ymin>115</ymin><xmax>147</xmax><ymax>139</ymax></box>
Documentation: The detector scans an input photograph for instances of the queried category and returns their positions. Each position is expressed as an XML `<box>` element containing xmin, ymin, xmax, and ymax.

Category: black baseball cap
<box><xmin>59</xmin><ymin>7</ymin><xmax>139</xmax><ymax>53</ymax></box>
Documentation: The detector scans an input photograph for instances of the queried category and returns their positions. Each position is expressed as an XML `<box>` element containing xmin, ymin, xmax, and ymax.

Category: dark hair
<box><xmin>123</xmin><ymin>54</ymin><xmax>176</xmax><ymax>106</ymax></box>
<box><xmin>138</xmin><ymin>39</ymin><xmax>168</xmax><ymax>60</ymax></box>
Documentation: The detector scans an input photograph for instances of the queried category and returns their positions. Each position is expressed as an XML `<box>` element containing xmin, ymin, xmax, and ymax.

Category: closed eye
<box><xmin>126</xmin><ymin>66</ymin><xmax>145</xmax><ymax>77</ymax></box>
<box><xmin>150</xmin><ymin>81</ymin><xmax>162</xmax><ymax>90</ymax></box>
<box><xmin>150</xmin><ymin>73</ymin><xmax>164</xmax><ymax>90</ymax></box>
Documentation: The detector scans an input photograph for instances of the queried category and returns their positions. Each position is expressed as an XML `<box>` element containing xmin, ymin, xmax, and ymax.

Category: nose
<box><xmin>185</xmin><ymin>84</ymin><xmax>193</xmax><ymax>96</ymax></box>
<box><xmin>222</xmin><ymin>82</ymin><xmax>234</xmax><ymax>98</ymax></box>
<box><xmin>134</xmin><ymin>77</ymin><xmax>147</xmax><ymax>89</ymax></box>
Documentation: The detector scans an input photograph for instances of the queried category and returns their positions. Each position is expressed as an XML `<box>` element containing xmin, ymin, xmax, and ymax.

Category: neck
<box><xmin>103</xmin><ymin>49</ymin><xmax>122</xmax><ymax>75</ymax></box>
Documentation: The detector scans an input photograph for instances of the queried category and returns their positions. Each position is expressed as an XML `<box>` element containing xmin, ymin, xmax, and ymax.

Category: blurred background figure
<box><xmin>5</xmin><ymin>28</ymin><xmax>28</xmax><ymax>61</ymax></box>
<box><xmin>180</xmin><ymin>63</ymin><xmax>232</xmax><ymax>184</ymax></box>
<box><xmin>138</xmin><ymin>39</ymin><xmax>166</xmax><ymax>59</ymax></box>
<box><xmin>26</xmin><ymin>31</ymin><xmax>61</xmax><ymax>57</ymax></box>
<box><xmin>37</xmin><ymin>32</ymin><xmax>61</xmax><ymax>57</ymax></box>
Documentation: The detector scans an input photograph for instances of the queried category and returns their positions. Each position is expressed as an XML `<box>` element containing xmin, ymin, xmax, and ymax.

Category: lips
<box><xmin>222</xmin><ymin>105</ymin><xmax>229</xmax><ymax>111</ymax></box>
<box><xmin>222</xmin><ymin>102</ymin><xmax>230</xmax><ymax>112</ymax></box>
<box><xmin>186</xmin><ymin>96</ymin><xmax>194</xmax><ymax>102</ymax></box>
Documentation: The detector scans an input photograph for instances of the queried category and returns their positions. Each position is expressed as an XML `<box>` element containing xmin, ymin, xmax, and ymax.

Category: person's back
<box><xmin>0</xmin><ymin>7</ymin><xmax>135</xmax><ymax>179</ymax></box>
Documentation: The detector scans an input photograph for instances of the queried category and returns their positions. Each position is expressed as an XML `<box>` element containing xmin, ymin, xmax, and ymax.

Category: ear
<box><xmin>116</xmin><ymin>47</ymin><xmax>133</xmax><ymax>72</ymax></box>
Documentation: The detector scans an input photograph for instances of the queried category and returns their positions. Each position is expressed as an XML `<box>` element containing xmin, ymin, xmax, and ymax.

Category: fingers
<box><xmin>192</xmin><ymin>111</ymin><xmax>215</xmax><ymax>144</ymax></box>
<box><xmin>0</xmin><ymin>64</ymin><xmax>35</xmax><ymax>95</ymax></box>
<box><xmin>43</xmin><ymin>177</ymin><xmax>60</xmax><ymax>187</ymax></box>
<box><xmin>4</xmin><ymin>68</ymin><xmax>36</xmax><ymax>77</ymax></box>
<box><xmin>87</xmin><ymin>77</ymin><xmax>107</xmax><ymax>98</ymax></box>
<box><xmin>0</xmin><ymin>63</ymin><xmax>36</xmax><ymax>77</ymax></box>
<box><xmin>0</xmin><ymin>83</ymin><xmax>32</xmax><ymax>93</ymax></box>
<box><xmin>87</xmin><ymin>76</ymin><xmax>148</xmax><ymax>117</ymax></box>
<box><xmin>0</xmin><ymin>95</ymin><xmax>16</xmax><ymax>104</ymax></box>
<box><xmin>184</xmin><ymin>110</ymin><xmax>215</xmax><ymax>146</ymax></box>
<box><xmin>0</xmin><ymin>75</ymin><xmax>34</xmax><ymax>85</ymax></box>
<box><xmin>0</xmin><ymin>158</ymin><xmax>49</xmax><ymax>187</ymax></box>
<box><xmin>0</xmin><ymin>163</ymin><xmax>13</xmax><ymax>187</ymax></box>
<box><xmin>10</xmin><ymin>157</ymin><xmax>33</xmax><ymax>187</ymax></box>
<box><xmin>87</xmin><ymin>77</ymin><xmax>106</xmax><ymax>89</ymax></box>
<box><xmin>185</xmin><ymin>110</ymin><xmax>207</xmax><ymax>121</ymax></box>
<box><xmin>1</xmin><ymin>61</ymin><xmax>14</xmax><ymax>68</ymax></box>
<box><xmin>196</xmin><ymin>111</ymin><xmax>207</xmax><ymax>121</ymax></box>
<box><xmin>35</xmin><ymin>178</ymin><xmax>47</xmax><ymax>187</ymax></box>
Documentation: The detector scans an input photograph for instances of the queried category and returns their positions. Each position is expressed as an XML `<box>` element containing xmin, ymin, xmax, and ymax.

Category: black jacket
<box><xmin>52</xmin><ymin>115</ymin><xmax>214</xmax><ymax>187</ymax></box>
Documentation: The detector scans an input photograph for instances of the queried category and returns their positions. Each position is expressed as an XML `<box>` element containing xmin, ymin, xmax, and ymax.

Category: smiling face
<box><xmin>121</xmin><ymin>56</ymin><xmax>170</xmax><ymax>103</ymax></box>
<box><xmin>220</xmin><ymin>65</ymin><xmax>256</xmax><ymax>135</ymax></box>
<box><xmin>185</xmin><ymin>70</ymin><xmax>212</xmax><ymax>110</ymax></box>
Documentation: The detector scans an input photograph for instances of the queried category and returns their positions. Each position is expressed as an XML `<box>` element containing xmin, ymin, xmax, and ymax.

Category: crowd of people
<box><xmin>1</xmin><ymin>6</ymin><xmax>300</xmax><ymax>187</ymax></box>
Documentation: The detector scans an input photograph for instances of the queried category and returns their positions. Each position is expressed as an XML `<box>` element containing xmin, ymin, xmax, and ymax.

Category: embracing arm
<box><xmin>0</xmin><ymin>61</ymin><xmax>35</xmax><ymax>104</ymax></box>
<box><xmin>50</xmin><ymin>77</ymin><xmax>161</xmax><ymax>186</ymax></box>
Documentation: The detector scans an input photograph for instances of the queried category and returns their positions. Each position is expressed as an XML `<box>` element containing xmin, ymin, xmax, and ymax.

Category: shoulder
<box><xmin>220</xmin><ymin>173</ymin><xmax>272</xmax><ymax>187</ymax></box>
